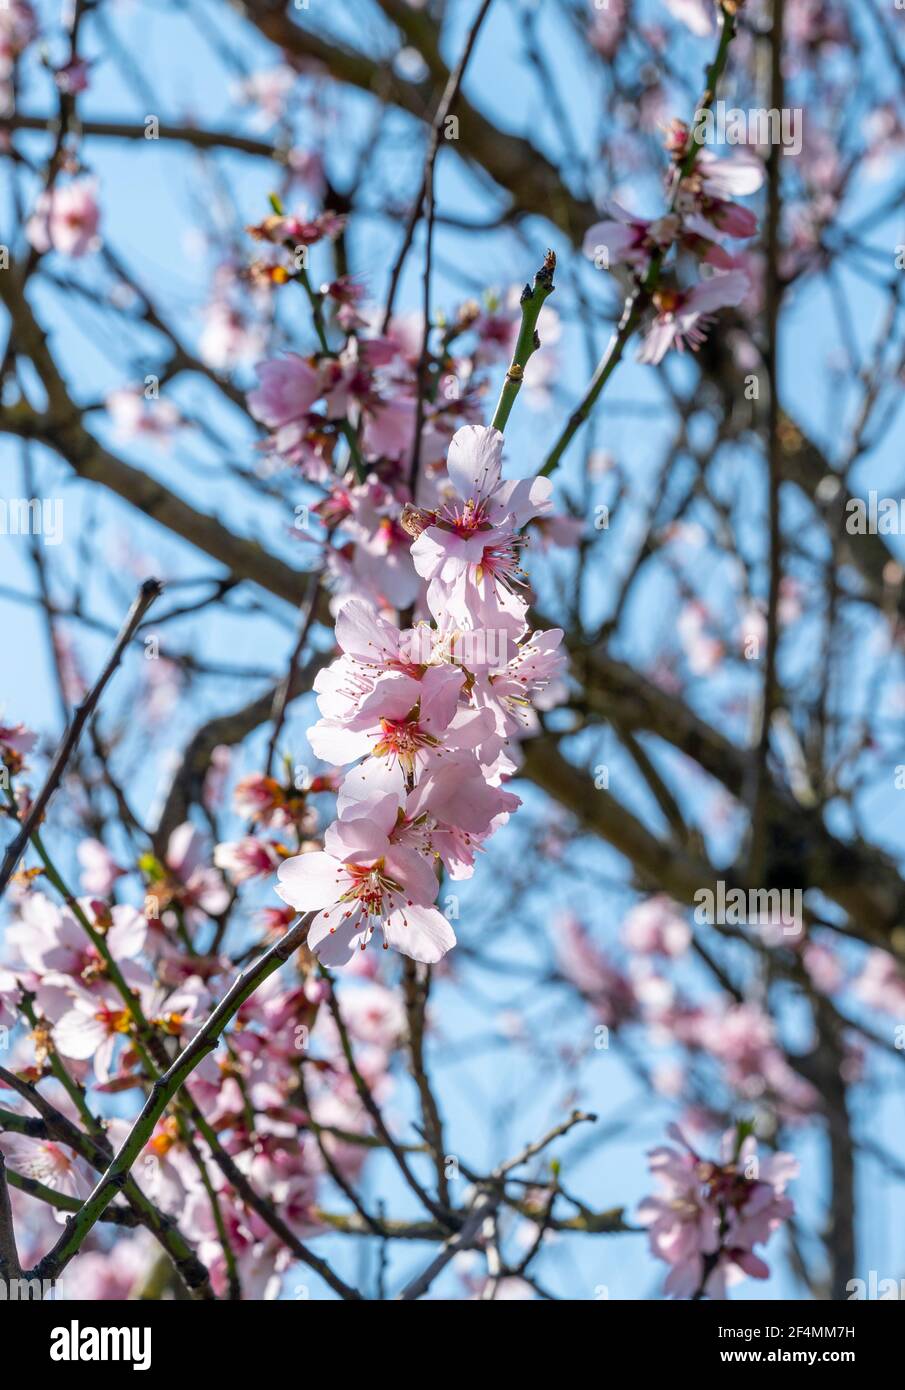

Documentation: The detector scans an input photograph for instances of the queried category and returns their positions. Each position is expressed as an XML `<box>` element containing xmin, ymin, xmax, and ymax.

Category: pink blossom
<box><xmin>787</xmin><ymin>0</ymin><xmax>850</xmax><ymax>49</ymax></box>
<box><xmin>26</xmin><ymin>178</ymin><xmax>101</xmax><ymax>258</ymax></box>
<box><xmin>247</xmin><ymin>354</ymin><xmax>322</xmax><ymax>431</ymax></box>
<box><xmin>310</xmin><ymin>659</ymin><xmax>492</xmax><ymax>800</ymax></box>
<box><xmin>306</xmin><ymin>598</ymin><xmax>498</xmax><ymax>795</ymax></box>
<box><xmin>107</xmin><ymin>386</ymin><xmax>181</xmax><ymax>446</ymax></box>
<box><xmin>232</xmin><ymin>773</ymin><xmax>313</xmax><ymax>830</ymax></box>
<box><xmin>288</xmin><ymin>147</ymin><xmax>326</xmax><ymax>198</ymax></box>
<box><xmin>554</xmin><ymin>915</ymin><xmax>637</xmax><ymax>1029</ymax></box>
<box><xmin>132</xmin><ymin>1115</ymin><xmax>197</xmax><ymax>1211</ymax></box>
<box><xmin>272</xmin><ymin>409</ymin><xmax>565</xmax><ymax>968</ymax></box>
<box><xmin>7</xmin><ymin>895</ymin><xmax>146</xmax><ymax>990</ymax></box>
<box><xmin>232</xmin><ymin>65</ymin><xmax>296</xmax><ymax>125</ymax></box>
<box><xmin>637</xmin><ymin>1125</ymin><xmax>797</xmax><ymax>1298</ymax></box>
<box><xmin>341</xmin><ymin>481</ymin><xmax>421</xmax><ymax>609</ymax></box>
<box><xmin>692</xmin><ymin>1002</ymin><xmax>819</xmax><ymax>1115</ymax></box>
<box><xmin>409</xmin><ymin>425</ymin><xmax>552</xmax><ymax>634</ymax></box>
<box><xmin>48</xmin><ymin>981</ymin><xmax>136</xmax><ymax>1082</ymax></box>
<box><xmin>0</xmin><ymin>717</ymin><xmax>37</xmax><ymax>764</ymax></box>
<box><xmin>854</xmin><ymin>949</ymin><xmax>905</xmax><ymax>1017</ymax></box>
<box><xmin>77</xmin><ymin>838</ymin><xmax>125</xmax><ymax>896</ymax></box>
<box><xmin>677</xmin><ymin>600</ymin><xmax>724</xmax><ymax>675</ymax></box>
<box><xmin>583</xmin><ymin>202</ymin><xmax>679</xmax><ymax>273</ymax></box>
<box><xmin>0</xmin><ymin>1132</ymin><xmax>93</xmax><ymax>1215</ymax></box>
<box><xmin>57</xmin><ymin>1235</ymin><xmax>154</xmax><ymax>1300</ymax></box>
<box><xmin>638</xmin><ymin>271</ymin><xmax>750</xmax><ymax>365</ymax></box>
<box><xmin>276</xmin><ymin>794</ymin><xmax>455</xmax><ymax>965</ymax></box>
<box><xmin>199</xmin><ymin>296</ymin><xmax>265</xmax><ymax>371</ymax></box>
<box><xmin>588</xmin><ymin>0</ymin><xmax>626</xmax><ymax>59</ymax></box>
<box><xmin>203</xmin><ymin>744</ymin><xmax>233</xmax><ymax>811</ymax></box>
<box><xmin>338</xmin><ymin>981</ymin><xmax>407</xmax><ymax>1050</ymax></box>
<box><xmin>163</xmin><ymin>822</ymin><xmax>230</xmax><ymax>919</ymax></box>
<box><xmin>678</xmin><ymin>150</ymin><xmax>763</xmax><ymax>245</ymax></box>
<box><xmin>694</xmin><ymin>149</ymin><xmax>765</xmax><ymax>202</ymax></box>
<box><xmin>362</xmin><ymin>394</ymin><xmax>417</xmax><ymax>463</ymax></box>
<box><xmin>802</xmin><ymin>941</ymin><xmax>844</xmax><ymax>995</ymax></box>
<box><xmin>472</xmin><ymin>627</ymin><xmax>567</xmax><ymax>742</ymax></box>
<box><xmin>53</xmin><ymin>57</ymin><xmax>91</xmax><ymax>94</ymax></box>
<box><xmin>339</xmin><ymin>750</ymin><xmax>520</xmax><ymax>881</ymax></box>
<box><xmin>0</xmin><ymin>1</ymin><xmax>37</xmax><ymax>76</ymax></box>
<box><xmin>622</xmin><ymin>896</ymin><xmax>691</xmax><ymax>957</ymax></box>
<box><xmin>214</xmin><ymin>836</ymin><xmax>284</xmax><ymax>882</ymax></box>
<box><xmin>0</xmin><ymin>967</ymin><xmax>20</xmax><ymax>1028</ymax></box>
<box><xmin>45</xmin><ymin>965</ymin><xmax>205</xmax><ymax>1086</ymax></box>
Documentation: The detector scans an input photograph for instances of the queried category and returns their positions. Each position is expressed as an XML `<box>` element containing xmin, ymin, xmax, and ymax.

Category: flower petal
<box><xmin>275</xmin><ymin>852</ymin><xmax>345</xmax><ymax>911</ymax></box>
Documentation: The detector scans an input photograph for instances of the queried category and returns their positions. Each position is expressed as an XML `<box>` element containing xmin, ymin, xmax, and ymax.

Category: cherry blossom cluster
<box><xmin>0</xmin><ymin>825</ymin><xmax>406</xmax><ymax>1299</ymax></box>
<box><xmin>0</xmin><ymin>720</ymin><xmax>411</xmax><ymax>1298</ymax></box>
<box><xmin>583</xmin><ymin>139</ymin><xmax>764</xmax><ymax>364</ymax></box>
<box><xmin>245</xmin><ymin>290</ymin><xmax>570</xmax><ymax>610</ymax></box>
<box><xmin>556</xmin><ymin>906</ymin><xmax>841</xmax><ymax>1122</ymax></box>
<box><xmin>638</xmin><ymin>1123</ymin><xmax>797</xmax><ymax>1298</ymax></box>
<box><xmin>274</xmin><ymin>423</ymin><xmax>567</xmax><ymax>966</ymax></box>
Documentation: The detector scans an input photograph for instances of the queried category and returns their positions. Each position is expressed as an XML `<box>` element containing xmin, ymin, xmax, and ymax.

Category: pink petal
<box><xmin>275</xmin><ymin>852</ymin><xmax>345</xmax><ymax>911</ymax></box>
<box><xmin>307</xmin><ymin>720</ymin><xmax>374</xmax><ymax>766</ymax></box>
<box><xmin>446</xmin><ymin>424</ymin><xmax>503</xmax><ymax>503</ymax></box>
<box><xmin>384</xmin><ymin>845</ymin><xmax>440</xmax><ymax>905</ymax></box>
<box><xmin>383</xmin><ymin>904</ymin><xmax>456</xmax><ymax>963</ymax></box>
<box><xmin>307</xmin><ymin>902</ymin><xmax>369</xmax><ymax>966</ymax></box>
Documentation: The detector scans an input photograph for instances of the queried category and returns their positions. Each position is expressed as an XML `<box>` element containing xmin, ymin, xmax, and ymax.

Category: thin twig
<box><xmin>323</xmin><ymin>971</ymin><xmax>457</xmax><ymax>1230</ymax></box>
<box><xmin>381</xmin><ymin>0</ymin><xmax>496</xmax><ymax>335</ymax></box>
<box><xmin>389</xmin><ymin>0</ymin><xmax>496</xmax><ymax>494</ymax></box>
<box><xmin>402</xmin><ymin>959</ymin><xmax>449</xmax><ymax>1206</ymax></box>
<box><xmin>750</xmin><ymin>0</ymin><xmax>786</xmax><ymax>880</ymax></box>
<box><xmin>264</xmin><ymin>577</ymin><xmax>321</xmax><ymax>776</ymax></box>
<box><xmin>0</xmin><ymin>577</ymin><xmax>163</xmax><ymax>898</ymax></box>
<box><xmin>539</xmin><ymin>4</ymin><xmax>739</xmax><ymax>477</ymax></box>
<box><xmin>396</xmin><ymin>1109</ymin><xmax>596</xmax><ymax>1299</ymax></box>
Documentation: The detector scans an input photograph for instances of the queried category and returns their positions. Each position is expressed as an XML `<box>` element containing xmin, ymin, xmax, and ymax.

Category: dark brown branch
<box><xmin>0</xmin><ymin>113</ymin><xmax>282</xmax><ymax>159</ymax></box>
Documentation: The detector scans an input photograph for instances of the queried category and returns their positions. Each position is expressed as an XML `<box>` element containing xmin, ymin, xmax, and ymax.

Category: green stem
<box><xmin>15</xmin><ymin>801</ymin><xmax>236</xmax><ymax>1293</ymax></box>
<box><xmin>540</xmin><ymin>295</ymin><xmax>643</xmax><ymax>477</ymax></box>
<box><xmin>0</xmin><ymin>1107</ymin><xmax>45</xmax><ymax>1137</ymax></box>
<box><xmin>18</xmin><ymin>994</ymin><xmax>103</xmax><ymax>1138</ymax></box>
<box><xmin>188</xmin><ymin>1133</ymin><xmax>241</xmax><ymax>1299</ymax></box>
<box><xmin>490</xmin><ymin>249</ymin><xmax>556</xmax><ymax>433</ymax></box>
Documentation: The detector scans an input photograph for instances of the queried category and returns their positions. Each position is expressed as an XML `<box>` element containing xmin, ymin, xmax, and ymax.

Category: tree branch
<box><xmin>0</xmin><ymin>578</ymin><xmax>162</xmax><ymax>899</ymax></box>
